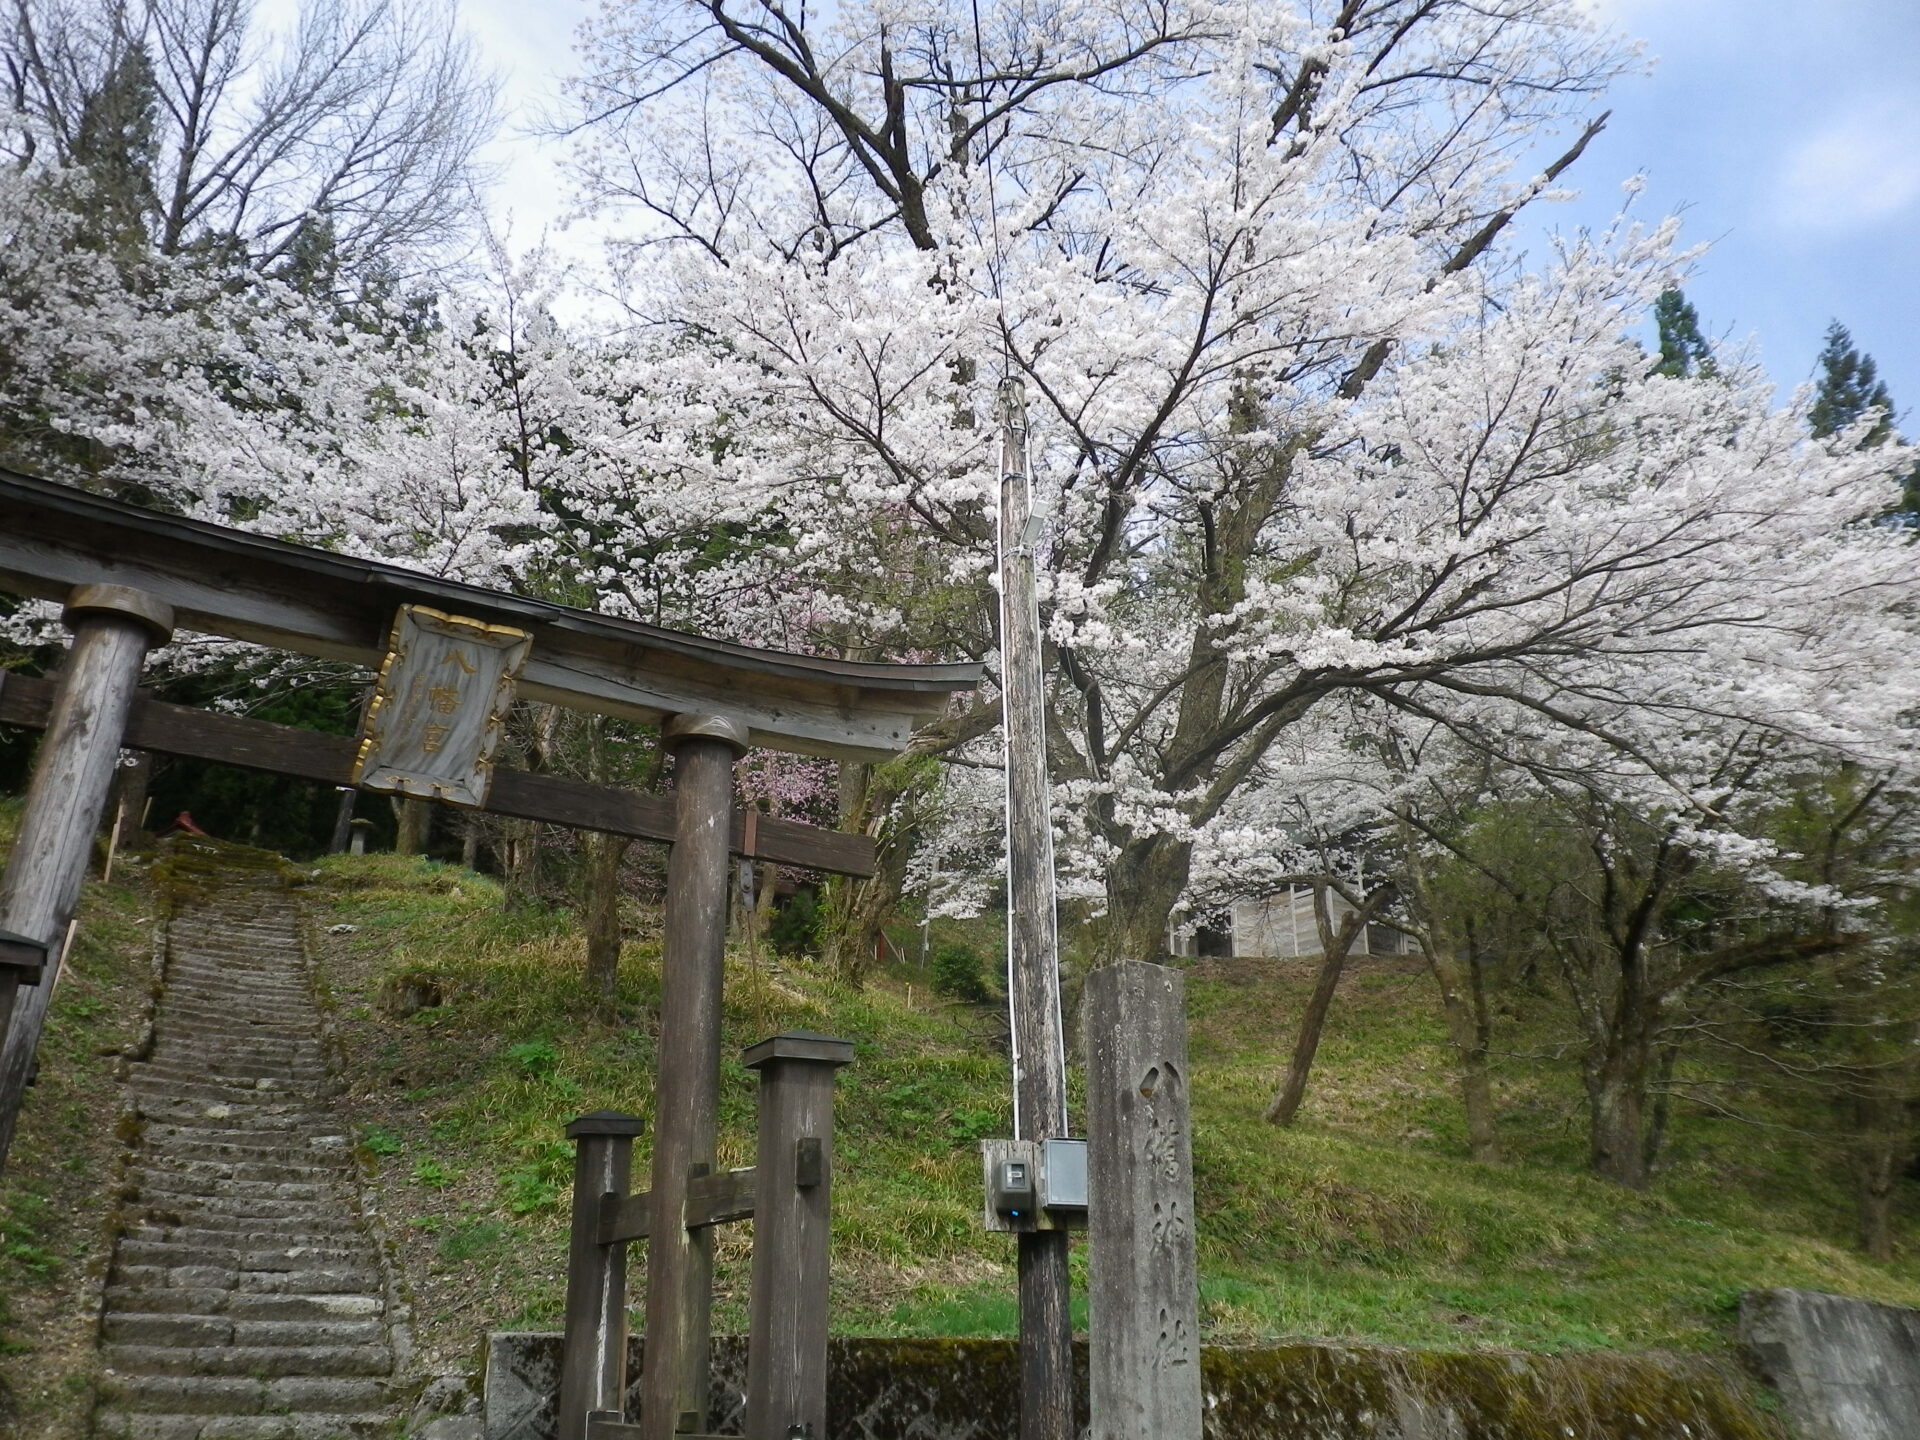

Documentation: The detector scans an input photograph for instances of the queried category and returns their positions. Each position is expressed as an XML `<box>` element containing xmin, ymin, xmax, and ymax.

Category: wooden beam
<box><xmin>684</xmin><ymin>1166</ymin><xmax>757</xmax><ymax>1229</ymax></box>
<box><xmin>594</xmin><ymin>1166</ymin><xmax>758</xmax><ymax>1246</ymax></box>
<box><xmin>0</xmin><ymin>468</ymin><xmax>979</xmax><ymax>762</ymax></box>
<box><xmin>0</xmin><ymin>673</ymin><xmax>877</xmax><ymax>877</ymax></box>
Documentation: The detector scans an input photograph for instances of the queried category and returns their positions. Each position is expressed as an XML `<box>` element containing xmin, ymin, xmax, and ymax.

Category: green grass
<box><xmin>296</xmin><ymin>852</ymin><xmax>1920</xmax><ymax>1369</ymax></box>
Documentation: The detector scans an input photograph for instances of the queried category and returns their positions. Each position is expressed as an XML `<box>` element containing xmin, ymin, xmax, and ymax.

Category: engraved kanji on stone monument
<box><xmin>351</xmin><ymin>605</ymin><xmax>531</xmax><ymax>806</ymax></box>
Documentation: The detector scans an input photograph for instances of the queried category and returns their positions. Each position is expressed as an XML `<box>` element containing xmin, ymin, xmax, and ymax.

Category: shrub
<box><xmin>768</xmin><ymin>889</ymin><xmax>823</xmax><ymax>959</ymax></box>
<box><xmin>931</xmin><ymin>942</ymin><xmax>992</xmax><ymax>1003</ymax></box>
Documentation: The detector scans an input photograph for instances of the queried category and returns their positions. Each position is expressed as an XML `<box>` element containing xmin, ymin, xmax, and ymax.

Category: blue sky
<box><xmin>470</xmin><ymin>0</ymin><xmax>1920</xmax><ymax>417</ymax></box>
<box><xmin>1544</xmin><ymin>0</ymin><xmax>1920</xmax><ymax>413</ymax></box>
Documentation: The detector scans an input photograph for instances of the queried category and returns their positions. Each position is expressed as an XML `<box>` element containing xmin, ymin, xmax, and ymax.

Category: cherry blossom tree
<box><xmin>566</xmin><ymin>0</ymin><xmax>1920</xmax><ymax>968</ymax></box>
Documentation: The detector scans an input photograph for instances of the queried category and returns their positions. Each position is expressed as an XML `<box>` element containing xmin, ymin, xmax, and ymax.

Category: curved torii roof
<box><xmin>0</xmin><ymin>468</ymin><xmax>979</xmax><ymax>761</ymax></box>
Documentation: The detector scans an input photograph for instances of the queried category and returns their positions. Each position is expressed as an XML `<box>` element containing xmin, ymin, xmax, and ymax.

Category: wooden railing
<box><xmin>556</xmin><ymin>1031</ymin><xmax>854</xmax><ymax>1440</ymax></box>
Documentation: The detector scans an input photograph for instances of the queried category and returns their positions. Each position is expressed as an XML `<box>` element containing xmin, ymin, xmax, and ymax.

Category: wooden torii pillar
<box><xmin>0</xmin><ymin>584</ymin><xmax>173</xmax><ymax>1169</ymax></box>
<box><xmin>641</xmin><ymin>713</ymin><xmax>747</xmax><ymax>1439</ymax></box>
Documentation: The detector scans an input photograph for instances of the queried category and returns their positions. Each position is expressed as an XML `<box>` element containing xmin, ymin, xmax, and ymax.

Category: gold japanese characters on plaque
<box><xmin>351</xmin><ymin>606</ymin><xmax>532</xmax><ymax>807</ymax></box>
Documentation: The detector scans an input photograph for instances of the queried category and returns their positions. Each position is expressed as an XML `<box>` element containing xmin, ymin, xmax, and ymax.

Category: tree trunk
<box><xmin>393</xmin><ymin>796</ymin><xmax>431</xmax><ymax>856</ymax></box>
<box><xmin>821</xmin><ymin>756</ymin><xmax>932</xmax><ymax>985</ymax></box>
<box><xmin>460</xmin><ymin>813</ymin><xmax>481</xmax><ymax>871</ymax></box>
<box><xmin>502</xmin><ymin>704</ymin><xmax>562</xmax><ymax>911</ymax></box>
<box><xmin>1100</xmin><ymin>835</ymin><xmax>1192</xmax><ymax>967</ymax></box>
<box><xmin>581</xmin><ymin>829</ymin><xmax>630</xmax><ymax>1010</ymax></box>
<box><xmin>579</xmin><ymin>715</ymin><xmax>633</xmax><ymax>1008</ymax></box>
<box><xmin>113</xmin><ymin>749</ymin><xmax>153</xmax><ymax>844</ymax></box>
<box><xmin>1426</xmin><ymin>945</ymin><xmax>1502</xmax><ymax>1163</ymax></box>
<box><xmin>1265</xmin><ymin>942</ymin><xmax>1346</xmax><ymax>1125</ymax></box>
<box><xmin>1265</xmin><ymin>882</ymin><xmax>1369</xmax><ymax>1126</ymax></box>
<box><xmin>502</xmin><ymin>818</ymin><xmax>543</xmax><ymax>911</ymax></box>
<box><xmin>1642</xmin><ymin>1040</ymin><xmax>1680</xmax><ymax>1177</ymax></box>
<box><xmin>1847</xmin><ymin>1077</ymin><xmax>1907</xmax><ymax>1262</ymax></box>
<box><xmin>1586</xmin><ymin>1035</ymin><xmax>1654</xmax><ymax>1188</ymax></box>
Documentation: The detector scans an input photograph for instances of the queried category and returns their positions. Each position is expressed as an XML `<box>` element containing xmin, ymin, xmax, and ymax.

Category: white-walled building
<box><xmin>1169</xmin><ymin>886</ymin><xmax>1418</xmax><ymax>959</ymax></box>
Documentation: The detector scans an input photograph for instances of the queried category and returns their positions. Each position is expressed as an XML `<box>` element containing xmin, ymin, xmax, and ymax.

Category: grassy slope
<box><xmin>0</xmin><ymin>803</ymin><xmax>157</xmax><ymax>1439</ymax></box>
<box><xmin>307</xmin><ymin>852</ymin><xmax>1920</xmax><ymax>1375</ymax></box>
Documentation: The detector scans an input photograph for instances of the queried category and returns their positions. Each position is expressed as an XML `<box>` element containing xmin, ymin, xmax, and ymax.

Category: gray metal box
<box><xmin>1041</xmin><ymin>1138</ymin><xmax>1088</xmax><ymax>1210</ymax></box>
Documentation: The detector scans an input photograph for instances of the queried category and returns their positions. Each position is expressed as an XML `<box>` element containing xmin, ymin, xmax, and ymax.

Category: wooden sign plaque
<box><xmin>351</xmin><ymin>605</ymin><xmax>531</xmax><ymax>807</ymax></box>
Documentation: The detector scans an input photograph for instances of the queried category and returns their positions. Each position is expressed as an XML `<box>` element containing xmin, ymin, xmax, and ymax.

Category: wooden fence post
<box><xmin>742</xmin><ymin>1031</ymin><xmax>854</xmax><ymax>1440</ymax></box>
<box><xmin>559</xmin><ymin>1111</ymin><xmax>646</xmax><ymax>1440</ymax></box>
<box><xmin>1085</xmin><ymin>961</ymin><xmax>1202</xmax><ymax>1440</ymax></box>
<box><xmin>0</xmin><ymin>584</ymin><xmax>172</xmax><ymax>1175</ymax></box>
<box><xmin>640</xmin><ymin>714</ymin><xmax>747</xmax><ymax>1440</ymax></box>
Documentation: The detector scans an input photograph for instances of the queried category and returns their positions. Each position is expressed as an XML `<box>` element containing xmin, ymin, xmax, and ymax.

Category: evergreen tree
<box><xmin>1811</xmin><ymin>322</ymin><xmax>1896</xmax><ymax>443</ymax></box>
<box><xmin>1650</xmin><ymin>288</ymin><xmax>1714</xmax><ymax>379</ymax></box>
<box><xmin>1810</xmin><ymin>322</ymin><xmax>1917</xmax><ymax>519</ymax></box>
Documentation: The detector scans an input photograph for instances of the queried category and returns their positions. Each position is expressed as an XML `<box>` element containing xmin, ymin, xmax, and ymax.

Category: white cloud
<box><xmin>1774</xmin><ymin>97</ymin><xmax>1920</xmax><ymax>233</ymax></box>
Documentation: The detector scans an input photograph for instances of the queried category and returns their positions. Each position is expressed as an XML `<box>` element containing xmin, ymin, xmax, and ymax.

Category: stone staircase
<box><xmin>96</xmin><ymin>847</ymin><xmax>403</xmax><ymax>1440</ymax></box>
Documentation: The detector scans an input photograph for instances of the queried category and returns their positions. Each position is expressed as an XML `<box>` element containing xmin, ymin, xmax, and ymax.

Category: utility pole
<box><xmin>996</xmin><ymin>376</ymin><xmax>1074</xmax><ymax>1440</ymax></box>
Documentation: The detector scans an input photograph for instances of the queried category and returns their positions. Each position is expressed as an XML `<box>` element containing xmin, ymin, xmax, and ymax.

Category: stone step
<box><xmin>166</xmin><ymin>955</ymin><xmax>303</xmax><ymax>971</ymax></box>
<box><xmin>127</xmin><ymin>1157</ymin><xmax>348</xmax><ymax>1184</ymax></box>
<box><xmin>127</xmin><ymin>1187</ymin><xmax>352</xmax><ymax>1220</ymax></box>
<box><xmin>135</xmin><ymin>1141</ymin><xmax>350</xmax><ymax>1172</ymax></box>
<box><xmin>97</xmin><ymin>1374</ymin><xmax>389</xmax><ymax>1417</ymax></box>
<box><xmin>110</xmin><ymin>1263</ymin><xmax>385</xmax><ymax>1295</ymax></box>
<box><xmin>95</xmin><ymin>1409</ymin><xmax>395</xmax><ymax>1439</ymax></box>
<box><xmin>127</xmin><ymin>1074</ymin><xmax>307</xmax><ymax>1103</ymax></box>
<box><xmin>132</xmin><ymin>1107</ymin><xmax>313</xmax><ymax>1133</ymax></box>
<box><xmin>104</xmin><ymin>1288</ymin><xmax>385</xmax><ymax>1322</ymax></box>
<box><xmin>116</xmin><ymin>1239</ymin><xmax>376</xmax><ymax>1272</ymax></box>
<box><xmin>124</xmin><ymin>1169</ymin><xmax>343</xmax><ymax>1201</ymax></box>
<box><xmin>150</xmin><ymin>1047</ymin><xmax>317</xmax><ymax>1066</ymax></box>
<box><xmin>145</xmin><ymin>1041</ymin><xmax>325</xmax><ymax>1065</ymax></box>
<box><xmin>140</xmin><ymin>1123</ymin><xmax>317</xmax><ymax>1149</ymax></box>
<box><xmin>132</xmin><ymin>1063</ymin><xmax>332</xmax><ymax>1089</ymax></box>
<box><xmin>125</xmin><ymin>1221</ymin><xmax>374</xmax><ymax>1251</ymax></box>
<box><xmin>165</xmin><ymin>959</ymin><xmax>303</xmax><ymax>977</ymax></box>
<box><xmin>153</xmin><ymin>1014</ymin><xmax>313</xmax><ymax>1039</ymax></box>
<box><xmin>104</xmin><ymin>1314</ymin><xmax>388</xmax><ymax>1349</ymax></box>
<box><xmin>158</xmin><ymin>1003</ymin><xmax>309</xmax><ymax>1025</ymax></box>
<box><xmin>154</xmin><ymin>1029</ymin><xmax>314</xmax><ymax>1048</ymax></box>
<box><xmin>102</xmin><ymin>1341</ymin><xmax>394</xmax><ymax>1378</ymax></box>
<box><xmin>167</xmin><ymin>937</ymin><xmax>300</xmax><ymax>952</ymax></box>
<box><xmin>127</xmin><ymin>1206</ymin><xmax>363</xmax><ymax>1235</ymax></box>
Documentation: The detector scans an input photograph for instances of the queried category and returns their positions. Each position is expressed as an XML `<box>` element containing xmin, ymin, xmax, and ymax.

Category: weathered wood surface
<box><xmin>0</xmin><ymin>672</ymin><xmax>877</xmax><ymax>876</ymax></box>
<box><xmin>0</xmin><ymin>587</ymin><xmax>170</xmax><ymax>1173</ymax></box>
<box><xmin>596</xmin><ymin>1167</ymin><xmax>758</xmax><ymax>1244</ymax></box>
<box><xmin>994</xmin><ymin>380</ymin><xmax>1075</xmax><ymax>1440</ymax></box>
<box><xmin>1084</xmin><ymin>962</ymin><xmax>1202</xmax><ymax>1440</ymax></box>
<box><xmin>0</xmin><ymin>467</ymin><xmax>978</xmax><ymax>761</ymax></box>
<box><xmin>560</xmin><ymin>1112</ymin><xmax>646</xmax><ymax>1440</ymax></box>
<box><xmin>638</xmin><ymin>723</ymin><xmax>742</xmax><ymax>1440</ymax></box>
<box><xmin>742</xmin><ymin>1033</ymin><xmax>853</xmax><ymax>1440</ymax></box>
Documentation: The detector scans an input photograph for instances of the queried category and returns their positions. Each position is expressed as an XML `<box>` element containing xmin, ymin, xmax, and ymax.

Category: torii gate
<box><xmin>0</xmin><ymin>465</ymin><xmax>979</xmax><ymax>1439</ymax></box>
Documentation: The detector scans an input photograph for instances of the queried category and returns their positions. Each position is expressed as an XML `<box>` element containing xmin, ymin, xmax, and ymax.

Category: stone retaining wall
<box><xmin>482</xmin><ymin>1331</ymin><xmax>1784</xmax><ymax>1440</ymax></box>
<box><xmin>1740</xmin><ymin>1287</ymin><xmax>1920</xmax><ymax>1440</ymax></box>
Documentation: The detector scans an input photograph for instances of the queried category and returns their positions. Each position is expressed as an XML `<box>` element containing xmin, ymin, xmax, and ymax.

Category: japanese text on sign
<box><xmin>350</xmin><ymin>606</ymin><xmax>532</xmax><ymax>807</ymax></box>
